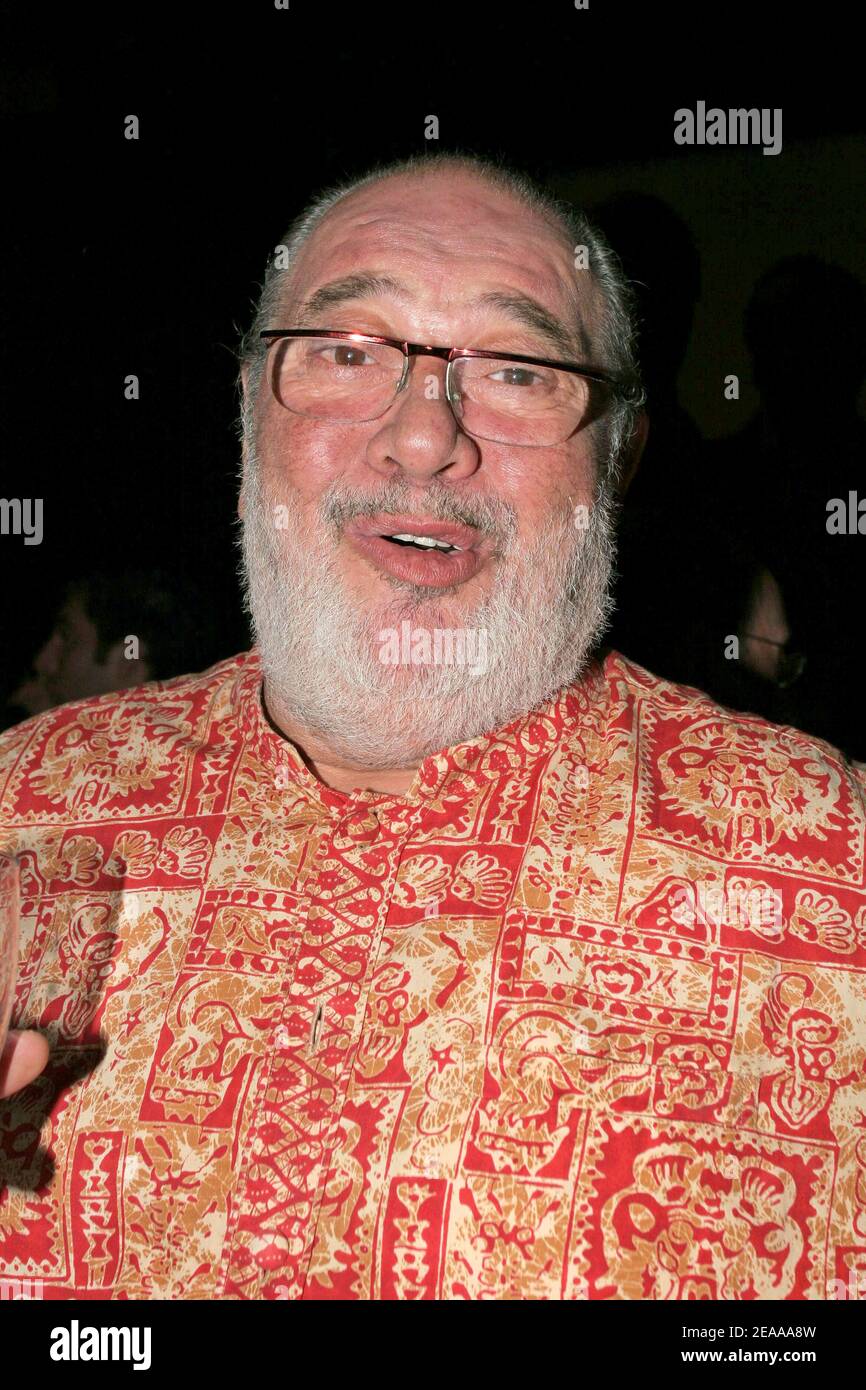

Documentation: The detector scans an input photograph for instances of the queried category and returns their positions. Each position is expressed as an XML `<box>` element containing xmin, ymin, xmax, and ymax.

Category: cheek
<box><xmin>258</xmin><ymin>408</ymin><xmax>359</xmax><ymax>500</ymax></box>
<box><xmin>58</xmin><ymin>645</ymin><xmax>91</xmax><ymax>682</ymax></box>
<box><xmin>492</xmin><ymin>443</ymin><xmax>595</xmax><ymax>524</ymax></box>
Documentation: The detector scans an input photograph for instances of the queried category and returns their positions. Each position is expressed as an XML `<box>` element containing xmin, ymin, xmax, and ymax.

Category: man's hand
<box><xmin>0</xmin><ymin>1029</ymin><xmax>49</xmax><ymax>1098</ymax></box>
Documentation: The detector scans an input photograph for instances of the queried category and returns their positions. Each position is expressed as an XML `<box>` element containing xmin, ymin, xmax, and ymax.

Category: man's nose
<box><xmin>364</xmin><ymin>357</ymin><xmax>481</xmax><ymax>484</ymax></box>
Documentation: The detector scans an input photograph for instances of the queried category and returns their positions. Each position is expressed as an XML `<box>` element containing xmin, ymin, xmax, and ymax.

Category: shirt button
<box><xmin>342</xmin><ymin>810</ymin><xmax>380</xmax><ymax>843</ymax></box>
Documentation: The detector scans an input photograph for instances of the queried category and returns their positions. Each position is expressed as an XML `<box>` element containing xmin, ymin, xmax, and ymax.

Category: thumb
<box><xmin>0</xmin><ymin>1029</ymin><xmax>49</xmax><ymax>1099</ymax></box>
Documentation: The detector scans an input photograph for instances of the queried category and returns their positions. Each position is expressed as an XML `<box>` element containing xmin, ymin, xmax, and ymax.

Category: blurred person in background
<box><xmin>3</xmin><ymin>568</ymin><xmax>224</xmax><ymax>727</ymax></box>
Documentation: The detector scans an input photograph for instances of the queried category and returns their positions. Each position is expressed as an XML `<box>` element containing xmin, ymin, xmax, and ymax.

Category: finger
<box><xmin>0</xmin><ymin>1029</ymin><xmax>50</xmax><ymax>1098</ymax></box>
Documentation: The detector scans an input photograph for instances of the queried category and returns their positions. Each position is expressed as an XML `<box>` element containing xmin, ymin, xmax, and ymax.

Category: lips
<box><xmin>344</xmin><ymin>514</ymin><xmax>488</xmax><ymax>588</ymax></box>
<box><xmin>348</xmin><ymin>514</ymin><xmax>482</xmax><ymax>550</ymax></box>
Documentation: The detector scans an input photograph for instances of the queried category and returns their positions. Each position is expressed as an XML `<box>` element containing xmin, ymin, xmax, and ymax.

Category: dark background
<box><xmin>1</xmin><ymin>3</ymin><xmax>864</xmax><ymax>752</ymax></box>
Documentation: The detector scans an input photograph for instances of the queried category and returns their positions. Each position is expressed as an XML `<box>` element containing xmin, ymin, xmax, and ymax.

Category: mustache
<box><xmin>318</xmin><ymin>478</ymin><xmax>519</xmax><ymax>543</ymax></box>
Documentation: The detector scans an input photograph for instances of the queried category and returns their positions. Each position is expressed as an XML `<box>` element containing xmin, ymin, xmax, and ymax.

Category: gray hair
<box><xmin>235</xmin><ymin>150</ymin><xmax>645</xmax><ymax>487</ymax></box>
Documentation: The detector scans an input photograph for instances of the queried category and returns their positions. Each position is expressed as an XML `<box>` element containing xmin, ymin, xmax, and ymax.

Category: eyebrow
<box><xmin>292</xmin><ymin>273</ymin><xmax>587</xmax><ymax>360</ymax></box>
<box><xmin>475</xmin><ymin>290</ymin><xmax>586</xmax><ymax>359</ymax></box>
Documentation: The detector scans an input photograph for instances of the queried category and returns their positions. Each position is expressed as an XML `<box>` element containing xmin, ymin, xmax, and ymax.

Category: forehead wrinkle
<box><xmin>306</xmin><ymin>196</ymin><xmax>572</xmax><ymax>283</ymax></box>
<box><xmin>287</xmin><ymin>204</ymin><xmax>595</xmax><ymax>355</ymax></box>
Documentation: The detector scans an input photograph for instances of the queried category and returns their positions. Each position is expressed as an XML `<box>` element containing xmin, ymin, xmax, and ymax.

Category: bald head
<box><xmin>239</xmin><ymin>154</ymin><xmax>642</xmax><ymax>475</ymax></box>
<box><xmin>277</xmin><ymin>165</ymin><xmax>596</xmax><ymax>369</ymax></box>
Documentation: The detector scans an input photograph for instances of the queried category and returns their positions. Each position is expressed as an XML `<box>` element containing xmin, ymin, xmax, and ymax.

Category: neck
<box><xmin>262</xmin><ymin>682</ymin><xmax>419</xmax><ymax>797</ymax></box>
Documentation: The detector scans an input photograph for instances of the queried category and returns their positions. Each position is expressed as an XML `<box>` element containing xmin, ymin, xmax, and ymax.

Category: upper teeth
<box><xmin>390</xmin><ymin>533</ymin><xmax>461</xmax><ymax>551</ymax></box>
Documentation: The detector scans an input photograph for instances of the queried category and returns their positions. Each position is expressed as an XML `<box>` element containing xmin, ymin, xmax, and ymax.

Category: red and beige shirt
<box><xmin>1</xmin><ymin>647</ymin><xmax>865</xmax><ymax>1300</ymax></box>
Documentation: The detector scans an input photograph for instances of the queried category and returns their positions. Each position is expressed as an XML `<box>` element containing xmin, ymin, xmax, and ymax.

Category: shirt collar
<box><xmin>232</xmin><ymin>646</ymin><xmax>612</xmax><ymax>815</ymax></box>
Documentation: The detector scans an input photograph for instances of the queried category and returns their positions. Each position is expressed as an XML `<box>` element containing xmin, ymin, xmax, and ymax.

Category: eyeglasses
<box><xmin>259</xmin><ymin>329</ymin><xmax>622</xmax><ymax>447</ymax></box>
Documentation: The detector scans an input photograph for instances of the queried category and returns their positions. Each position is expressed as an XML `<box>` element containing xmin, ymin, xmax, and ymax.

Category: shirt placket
<box><xmin>218</xmin><ymin>795</ymin><xmax>413</xmax><ymax>1300</ymax></box>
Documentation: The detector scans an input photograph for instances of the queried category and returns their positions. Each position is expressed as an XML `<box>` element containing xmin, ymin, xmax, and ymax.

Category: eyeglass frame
<box><xmin>738</xmin><ymin>629</ymin><xmax>807</xmax><ymax>690</ymax></box>
<box><xmin>258</xmin><ymin>328</ymin><xmax>625</xmax><ymax>441</ymax></box>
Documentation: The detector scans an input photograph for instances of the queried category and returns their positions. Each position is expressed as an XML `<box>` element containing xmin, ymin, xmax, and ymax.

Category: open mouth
<box><xmin>383</xmin><ymin>532</ymin><xmax>462</xmax><ymax>554</ymax></box>
<box><xmin>344</xmin><ymin>515</ymin><xmax>488</xmax><ymax>588</ymax></box>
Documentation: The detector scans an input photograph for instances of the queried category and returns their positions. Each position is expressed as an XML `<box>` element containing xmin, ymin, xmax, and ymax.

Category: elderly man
<box><xmin>2</xmin><ymin>152</ymin><xmax>865</xmax><ymax>1302</ymax></box>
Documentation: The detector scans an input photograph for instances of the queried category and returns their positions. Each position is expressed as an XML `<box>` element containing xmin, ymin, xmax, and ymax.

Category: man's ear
<box><xmin>618</xmin><ymin>409</ymin><xmax>649</xmax><ymax>496</ymax></box>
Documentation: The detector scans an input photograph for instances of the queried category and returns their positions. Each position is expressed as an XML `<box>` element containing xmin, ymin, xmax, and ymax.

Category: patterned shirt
<box><xmin>1</xmin><ymin>647</ymin><xmax>866</xmax><ymax>1301</ymax></box>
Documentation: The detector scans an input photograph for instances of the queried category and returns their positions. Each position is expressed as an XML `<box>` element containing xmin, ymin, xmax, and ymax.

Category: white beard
<box><xmin>238</xmin><ymin>436</ymin><xmax>618</xmax><ymax>769</ymax></box>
